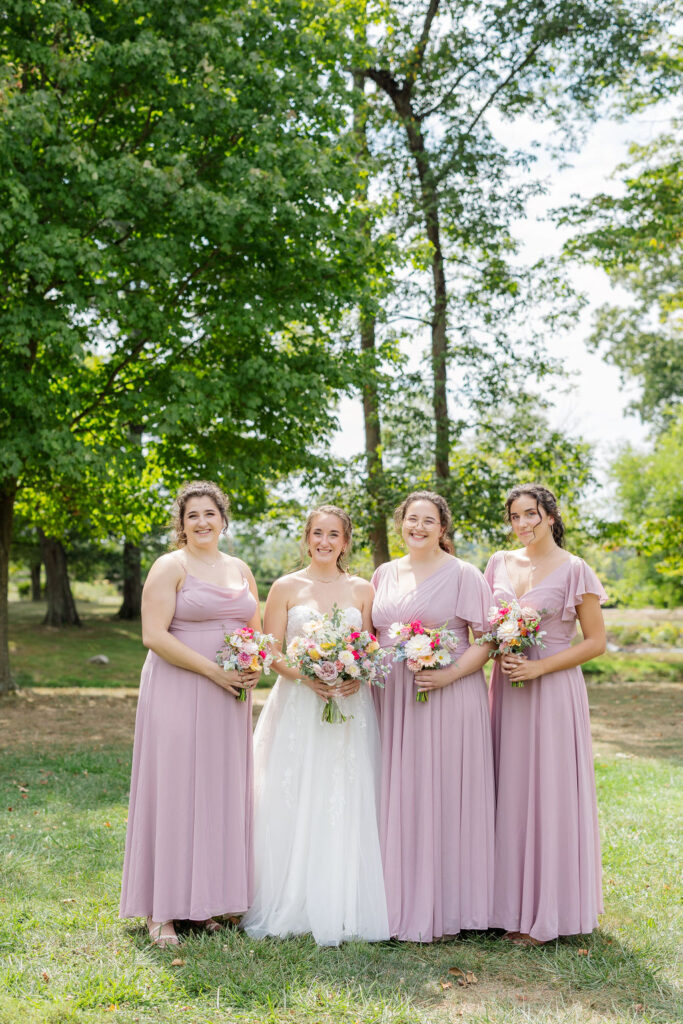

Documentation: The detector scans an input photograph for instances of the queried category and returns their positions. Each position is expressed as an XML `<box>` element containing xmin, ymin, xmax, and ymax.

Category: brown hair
<box><xmin>394</xmin><ymin>491</ymin><xmax>455</xmax><ymax>555</ymax></box>
<box><xmin>302</xmin><ymin>505</ymin><xmax>352</xmax><ymax>573</ymax></box>
<box><xmin>504</xmin><ymin>483</ymin><xmax>566</xmax><ymax>548</ymax></box>
<box><xmin>171</xmin><ymin>481</ymin><xmax>230</xmax><ymax>547</ymax></box>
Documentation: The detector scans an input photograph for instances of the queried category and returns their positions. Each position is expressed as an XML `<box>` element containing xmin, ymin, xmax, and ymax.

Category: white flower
<box><xmin>338</xmin><ymin>649</ymin><xmax>356</xmax><ymax>668</ymax></box>
<box><xmin>404</xmin><ymin>634</ymin><xmax>433</xmax><ymax>659</ymax></box>
<box><xmin>435</xmin><ymin>649</ymin><xmax>451</xmax><ymax>666</ymax></box>
<box><xmin>388</xmin><ymin>622</ymin><xmax>408</xmax><ymax>640</ymax></box>
<box><xmin>497</xmin><ymin>619</ymin><xmax>521</xmax><ymax>642</ymax></box>
<box><xmin>302</xmin><ymin>619</ymin><xmax>324</xmax><ymax>635</ymax></box>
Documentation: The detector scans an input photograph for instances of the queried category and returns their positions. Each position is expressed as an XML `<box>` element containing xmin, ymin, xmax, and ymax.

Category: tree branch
<box><xmin>464</xmin><ymin>39</ymin><xmax>544</xmax><ymax>136</ymax></box>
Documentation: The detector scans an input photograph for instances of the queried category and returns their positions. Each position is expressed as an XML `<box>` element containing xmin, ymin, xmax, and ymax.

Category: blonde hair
<box><xmin>302</xmin><ymin>505</ymin><xmax>352</xmax><ymax>573</ymax></box>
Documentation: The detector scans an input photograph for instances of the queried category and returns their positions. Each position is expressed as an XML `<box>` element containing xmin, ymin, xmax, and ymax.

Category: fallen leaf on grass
<box><xmin>171</xmin><ymin>958</ymin><xmax>185</xmax><ymax>967</ymax></box>
<box><xmin>516</xmin><ymin>993</ymin><xmax>528</xmax><ymax>1002</ymax></box>
<box><xmin>447</xmin><ymin>967</ymin><xmax>477</xmax><ymax>987</ymax></box>
<box><xmin>41</xmin><ymin>970</ymin><xmax>50</xmax><ymax>982</ymax></box>
<box><xmin>439</xmin><ymin>980</ymin><xmax>452</xmax><ymax>990</ymax></box>
<box><xmin>577</xmin><ymin>948</ymin><xmax>589</xmax><ymax>956</ymax></box>
<box><xmin>634</xmin><ymin>1004</ymin><xmax>644</xmax><ymax>1013</ymax></box>
<box><xmin>61</xmin><ymin>898</ymin><xmax>77</xmax><ymax>904</ymax></box>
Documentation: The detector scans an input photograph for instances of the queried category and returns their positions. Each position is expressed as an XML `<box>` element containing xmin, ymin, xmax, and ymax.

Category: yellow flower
<box><xmin>320</xmin><ymin>642</ymin><xmax>335</xmax><ymax>651</ymax></box>
<box><xmin>366</xmin><ymin>641</ymin><xmax>379</xmax><ymax>653</ymax></box>
<box><xmin>309</xmin><ymin>649</ymin><xmax>321</xmax><ymax>660</ymax></box>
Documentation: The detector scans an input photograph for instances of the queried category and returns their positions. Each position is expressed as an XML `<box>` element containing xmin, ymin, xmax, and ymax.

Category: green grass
<box><xmin>583</xmin><ymin>652</ymin><xmax>683</xmax><ymax>683</ymax></box>
<box><xmin>0</xmin><ymin>745</ymin><xmax>680</xmax><ymax>1024</ymax></box>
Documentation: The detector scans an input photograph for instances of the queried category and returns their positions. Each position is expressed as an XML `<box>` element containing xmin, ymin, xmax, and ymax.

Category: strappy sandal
<box><xmin>511</xmin><ymin>932</ymin><xmax>547</xmax><ymax>947</ymax></box>
<box><xmin>196</xmin><ymin>917</ymin><xmax>223</xmax><ymax>934</ymax></box>
<box><xmin>146</xmin><ymin>917</ymin><xmax>180</xmax><ymax>949</ymax></box>
<box><xmin>502</xmin><ymin>931</ymin><xmax>522</xmax><ymax>942</ymax></box>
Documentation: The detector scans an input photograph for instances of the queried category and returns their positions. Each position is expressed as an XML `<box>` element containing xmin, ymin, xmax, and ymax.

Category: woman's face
<box><xmin>508</xmin><ymin>494</ymin><xmax>554</xmax><ymax>546</ymax></box>
<box><xmin>307</xmin><ymin>512</ymin><xmax>346</xmax><ymax>568</ymax></box>
<box><xmin>183</xmin><ymin>496</ymin><xmax>223</xmax><ymax>548</ymax></box>
<box><xmin>401</xmin><ymin>499</ymin><xmax>443</xmax><ymax>553</ymax></box>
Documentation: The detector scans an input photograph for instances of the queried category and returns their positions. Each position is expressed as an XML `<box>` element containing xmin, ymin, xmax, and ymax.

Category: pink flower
<box><xmin>349</xmin><ymin>631</ymin><xmax>361</xmax><ymax>640</ymax></box>
<box><xmin>410</xmin><ymin>620</ymin><xmax>424</xmax><ymax>633</ymax></box>
<box><xmin>237</xmin><ymin>651</ymin><xmax>252</xmax><ymax>668</ymax></box>
<box><xmin>312</xmin><ymin>661</ymin><xmax>339</xmax><ymax>683</ymax></box>
<box><xmin>352</xmin><ymin>650</ymin><xmax>361</xmax><ymax>660</ymax></box>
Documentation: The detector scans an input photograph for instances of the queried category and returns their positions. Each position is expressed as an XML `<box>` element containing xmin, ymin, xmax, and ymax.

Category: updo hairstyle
<box><xmin>504</xmin><ymin>483</ymin><xmax>566</xmax><ymax>548</ymax></box>
<box><xmin>394</xmin><ymin>490</ymin><xmax>455</xmax><ymax>555</ymax></box>
<box><xmin>171</xmin><ymin>480</ymin><xmax>230</xmax><ymax>548</ymax></box>
<box><xmin>302</xmin><ymin>505</ymin><xmax>353</xmax><ymax>573</ymax></box>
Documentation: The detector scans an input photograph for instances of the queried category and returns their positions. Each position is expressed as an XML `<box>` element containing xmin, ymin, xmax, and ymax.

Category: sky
<box><xmin>331</xmin><ymin>105</ymin><xmax>673</xmax><ymax>473</ymax></box>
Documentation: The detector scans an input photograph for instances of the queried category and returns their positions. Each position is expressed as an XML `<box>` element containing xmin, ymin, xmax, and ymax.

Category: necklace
<box><xmin>188</xmin><ymin>550</ymin><xmax>221</xmax><ymax>568</ymax></box>
<box><xmin>305</xmin><ymin>568</ymin><xmax>343</xmax><ymax>584</ymax></box>
<box><xmin>526</xmin><ymin>550</ymin><xmax>555</xmax><ymax>571</ymax></box>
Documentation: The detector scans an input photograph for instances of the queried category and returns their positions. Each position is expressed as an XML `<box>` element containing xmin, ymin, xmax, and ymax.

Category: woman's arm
<box><xmin>141</xmin><ymin>556</ymin><xmax>257</xmax><ymax>697</ymax></box>
<box><xmin>502</xmin><ymin>593</ymin><xmax>606</xmax><ymax>683</ymax></box>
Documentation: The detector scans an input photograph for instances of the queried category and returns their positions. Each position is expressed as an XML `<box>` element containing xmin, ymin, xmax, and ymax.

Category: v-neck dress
<box><xmin>484</xmin><ymin>551</ymin><xmax>607</xmax><ymax>941</ymax></box>
<box><xmin>120</xmin><ymin>573</ymin><xmax>257</xmax><ymax>922</ymax></box>
<box><xmin>371</xmin><ymin>557</ymin><xmax>495</xmax><ymax>941</ymax></box>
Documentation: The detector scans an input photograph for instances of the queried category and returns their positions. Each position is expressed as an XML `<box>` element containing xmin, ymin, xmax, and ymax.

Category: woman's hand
<box><xmin>336</xmin><ymin>676</ymin><xmax>361</xmax><ymax>698</ymax></box>
<box><xmin>414</xmin><ymin>665</ymin><xmax>458</xmax><ymax>693</ymax></box>
<box><xmin>501</xmin><ymin>654</ymin><xmax>543</xmax><ymax>684</ymax></box>
<box><xmin>212</xmin><ymin>666</ymin><xmax>261</xmax><ymax>697</ymax></box>
<box><xmin>300</xmin><ymin>675</ymin><xmax>336</xmax><ymax>701</ymax></box>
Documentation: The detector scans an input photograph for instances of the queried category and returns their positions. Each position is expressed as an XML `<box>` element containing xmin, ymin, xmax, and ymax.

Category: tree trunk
<box><xmin>39</xmin><ymin>530</ymin><xmax>81</xmax><ymax>627</ymax></box>
<box><xmin>360</xmin><ymin>313</ymin><xmax>391</xmax><ymax>568</ymax></box>
<box><xmin>354</xmin><ymin>64</ymin><xmax>391</xmax><ymax>569</ymax></box>
<box><xmin>117</xmin><ymin>540</ymin><xmax>142</xmax><ymax>619</ymax></box>
<box><xmin>30</xmin><ymin>559</ymin><xmax>41</xmax><ymax>601</ymax></box>
<box><xmin>0</xmin><ymin>483</ymin><xmax>18</xmax><ymax>693</ymax></box>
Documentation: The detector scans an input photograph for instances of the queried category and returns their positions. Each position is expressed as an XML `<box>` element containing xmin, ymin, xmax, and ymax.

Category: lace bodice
<box><xmin>285</xmin><ymin>605</ymin><xmax>363</xmax><ymax>645</ymax></box>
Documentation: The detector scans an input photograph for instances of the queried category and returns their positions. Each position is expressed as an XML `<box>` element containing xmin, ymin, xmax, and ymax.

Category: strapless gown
<box><xmin>120</xmin><ymin>573</ymin><xmax>256</xmax><ymax>922</ymax></box>
<box><xmin>241</xmin><ymin>605</ymin><xmax>389</xmax><ymax>945</ymax></box>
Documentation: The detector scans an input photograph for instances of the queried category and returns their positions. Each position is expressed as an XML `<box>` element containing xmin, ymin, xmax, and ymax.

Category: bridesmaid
<box><xmin>372</xmin><ymin>491</ymin><xmax>495</xmax><ymax>942</ymax></box>
<box><xmin>485</xmin><ymin>483</ymin><xmax>607</xmax><ymax>946</ymax></box>
<box><xmin>120</xmin><ymin>481</ymin><xmax>262</xmax><ymax>947</ymax></box>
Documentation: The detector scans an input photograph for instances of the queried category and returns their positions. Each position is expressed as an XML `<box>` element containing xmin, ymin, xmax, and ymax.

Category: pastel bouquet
<box><xmin>217</xmin><ymin>626</ymin><xmax>276</xmax><ymax>701</ymax></box>
<box><xmin>286</xmin><ymin>605</ymin><xmax>385</xmax><ymax>724</ymax></box>
<box><xmin>388</xmin><ymin>619</ymin><xmax>460</xmax><ymax>703</ymax></box>
<box><xmin>476</xmin><ymin>600</ymin><xmax>547</xmax><ymax>687</ymax></box>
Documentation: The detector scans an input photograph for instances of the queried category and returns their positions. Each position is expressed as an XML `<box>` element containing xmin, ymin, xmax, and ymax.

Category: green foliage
<box><xmin>561</xmin><ymin>124</ymin><xmax>683</xmax><ymax>427</ymax></box>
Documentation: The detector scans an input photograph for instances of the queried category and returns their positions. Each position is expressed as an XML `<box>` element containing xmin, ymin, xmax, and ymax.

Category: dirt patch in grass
<box><xmin>1</xmin><ymin>681</ymin><xmax>680</xmax><ymax>761</ymax></box>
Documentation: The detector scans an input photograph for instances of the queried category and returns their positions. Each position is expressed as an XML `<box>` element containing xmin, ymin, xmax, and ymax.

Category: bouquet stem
<box><xmin>321</xmin><ymin>697</ymin><xmax>347</xmax><ymax>724</ymax></box>
<box><xmin>236</xmin><ymin>686</ymin><xmax>248</xmax><ymax>702</ymax></box>
<box><xmin>511</xmin><ymin>680</ymin><xmax>525</xmax><ymax>688</ymax></box>
<box><xmin>415</xmin><ymin>690</ymin><xmax>429</xmax><ymax>703</ymax></box>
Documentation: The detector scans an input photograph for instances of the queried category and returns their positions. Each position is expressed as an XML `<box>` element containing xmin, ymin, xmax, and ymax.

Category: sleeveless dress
<box><xmin>120</xmin><ymin>573</ymin><xmax>257</xmax><ymax>922</ymax></box>
<box><xmin>371</xmin><ymin>558</ymin><xmax>495</xmax><ymax>942</ymax></box>
<box><xmin>484</xmin><ymin>551</ymin><xmax>607</xmax><ymax>941</ymax></box>
<box><xmin>241</xmin><ymin>605</ymin><xmax>389</xmax><ymax>945</ymax></box>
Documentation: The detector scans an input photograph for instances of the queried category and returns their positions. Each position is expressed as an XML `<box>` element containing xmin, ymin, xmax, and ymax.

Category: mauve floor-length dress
<box><xmin>372</xmin><ymin>558</ymin><xmax>495</xmax><ymax>942</ymax></box>
<box><xmin>485</xmin><ymin>552</ymin><xmax>606</xmax><ymax>941</ymax></box>
<box><xmin>120</xmin><ymin>573</ymin><xmax>256</xmax><ymax>922</ymax></box>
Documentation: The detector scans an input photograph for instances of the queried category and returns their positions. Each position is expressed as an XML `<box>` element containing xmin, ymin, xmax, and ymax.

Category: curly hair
<box><xmin>504</xmin><ymin>483</ymin><xmax>566</xmax><ymax>548</ymax></box>
<box><xmin>394</xmin><ymin>491</ymin><xmax>455</xmax><ymax>555</ymax></box>
<box><xmin>171</xmin><ymin>481</ymin><xmax>230</xmax><ymax>548</ymax></box>
<box><xmin>302</xmin><ymin>505</ymin><xmax>353</xmax><ymax>573</ymax></box>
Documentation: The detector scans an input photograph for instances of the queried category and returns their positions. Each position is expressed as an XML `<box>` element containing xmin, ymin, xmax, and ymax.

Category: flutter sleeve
<box><xmin>483</xmin><ymin>551</ymin><xmax>499</xmax><ymax>590</ymax></box>
<box><xmin>562</xmin><ymin>557</ymin><xmax>608</xmax><ymax>621</ymax></box>
<box><xmin>371</xmin><ymin>564</ymin><xmax>384</xmax><ymax>591</ymax></box>
<box><xmin>454</xmin><ymin>560</ymin><xmax>494</xmax><ymax>634</ymax></box>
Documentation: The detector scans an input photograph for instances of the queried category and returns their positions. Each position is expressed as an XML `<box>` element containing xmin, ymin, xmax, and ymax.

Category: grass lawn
<box><xmin>1</xmin><ymin>598</ymin><xmax>681</xmax><ymax>1023</ymax></box>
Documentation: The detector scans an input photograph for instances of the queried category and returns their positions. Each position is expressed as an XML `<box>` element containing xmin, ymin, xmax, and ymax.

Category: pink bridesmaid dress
<box><xmin>485</xmin><ymin>551</ymin><xmax>606</xmax><ymax>941</ymax></box>
<box><xmin>120</xmin><ymin>574</ymin><xmax>257</xmax><ymax>923</ymax></box>
<box><xmin>372</xmin><ymin>558</ymin><xmax>495</xmax><ymax>942</ymax></box>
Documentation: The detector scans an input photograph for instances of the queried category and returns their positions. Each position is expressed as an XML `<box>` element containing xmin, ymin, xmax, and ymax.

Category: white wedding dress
<box><xmin>241</xmin><ymin>605</ymin><xmax>389</xmax><ymax>945</ymax></box>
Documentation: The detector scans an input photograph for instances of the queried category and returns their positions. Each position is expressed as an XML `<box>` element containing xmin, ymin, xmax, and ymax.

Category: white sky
<box><xmin>332</xmin><ymin>106</ymin><xmax>674</xmax><ymax>473</ymax></box>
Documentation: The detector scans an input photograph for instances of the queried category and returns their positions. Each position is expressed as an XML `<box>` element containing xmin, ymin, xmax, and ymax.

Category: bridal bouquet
<box><xmin>286</xmin><ymin>605</ymin><xmax>385</xmax><ymax>724</ymax></box>
<box><xmin>476</xmin><ymin>600</ymin><xmax>547</xmax><ymax>687</ymax></box>
<box><xmin>217</xmin><ymin>626</ymin><xmax>276</xmax><ymax>701</ymax></box>
<box><xmin>388</xmin><ymin>619</ymin><xmax>460</xmax><ymax>703</ymax></box>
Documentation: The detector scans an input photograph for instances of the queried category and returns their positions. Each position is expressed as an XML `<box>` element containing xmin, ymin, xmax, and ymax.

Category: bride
<box><xmin>241</xmin><ymin>505</ymin><xmax>389</xmax><ymax>945</ymax></box>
